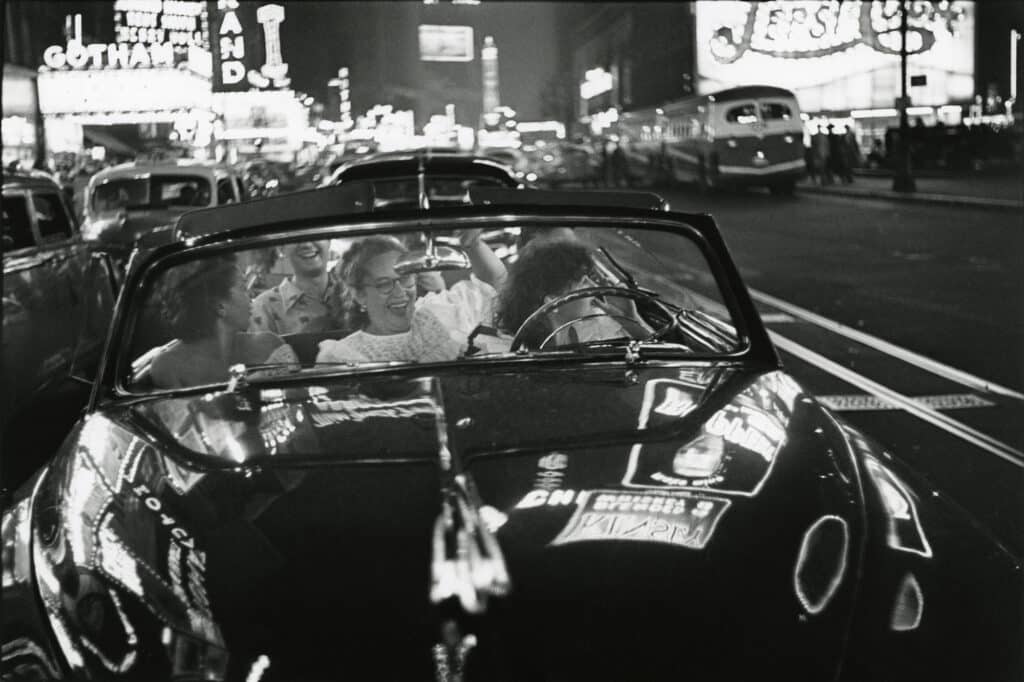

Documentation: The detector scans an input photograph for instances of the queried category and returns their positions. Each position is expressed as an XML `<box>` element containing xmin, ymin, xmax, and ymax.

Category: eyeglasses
<box><xmin>363</xmin><ymin>273</ymin><xmax>416</xmax><ymax>295</ymax></box>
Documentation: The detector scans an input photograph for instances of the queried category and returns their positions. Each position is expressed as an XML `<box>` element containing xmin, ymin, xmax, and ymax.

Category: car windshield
<box><xmin>343</xmin><ymin>175</ymin><xmax>509</xmax><ymax>207</ymax></box>
<box><xmin>120</xmin><ymin>219</ymin><xmax>741</xmax><ymax>394</ymax></box>
<box><xmin>92</xmin><ymin>175</ymin><xmax>213</xmax><ymax>212</ymax></box>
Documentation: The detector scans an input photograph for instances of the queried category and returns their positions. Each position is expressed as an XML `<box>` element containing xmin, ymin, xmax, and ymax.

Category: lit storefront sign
<box><xmin>38</xmin><ymin>68</ymin><xmax>211</xmax><ymax>116</ymax></box>
<box><xmin>695</xmin><ymin>1</ymin><xmax>975</xmax><ymax>111</ymax></box>
<box><xmin>418</xmin><ymin>25</ymin><xmax>475</xmax><ymax>62</ymax></box>
<box><xmin>215</xmin><ymin>90</ymin><xmax>308</xmax><ymax>151</ymax></box>
<box><xmin>41</xmin><ymin>2</ymin><xmax>208</xmax><ymax>72</ymax></box>
<box><xmin>209</xmin><ymin>0</ymin><xmax>291</xmax><ymax>92</ymax></box>
<box><xmin>113</xmin><ymin>0</ymin><xmax>207</xmax><ymax>50</ymax></box>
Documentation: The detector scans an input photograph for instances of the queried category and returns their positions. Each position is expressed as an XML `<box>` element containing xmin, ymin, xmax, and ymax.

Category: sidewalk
<box><xmin>797</xmin><ymin>169</ymin><xmax>1022</xmax><ymax>211</ymax></box>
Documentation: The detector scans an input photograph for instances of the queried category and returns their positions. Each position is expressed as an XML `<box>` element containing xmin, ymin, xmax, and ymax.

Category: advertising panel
<box><xmin>418</xmin><ymin>25</ymin><xmax>475</xmax><ymax>62</ymax></box>
<box><xmin>695</xmin><ymin>1</ymin><xmax>975</xmax><ymax>111</ymax></box>
<box><xmin>113</xmin><ymin>0</ymin><xmax>209</xmax><ymax>52</ymax></box>
<box><xmin>208</xmin><ymin>0</ymin><xmax>291</xmax><ymax>92</ymax></box>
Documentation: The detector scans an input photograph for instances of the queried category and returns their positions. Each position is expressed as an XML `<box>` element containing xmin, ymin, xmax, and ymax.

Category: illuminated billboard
<box><xmin>418</xmin><ymin>25</ymin><xmax>474</xmax><ymax>62</ymax></box>
<box><xmin>208</xmin><ymin>1</ymin><xmax>291</xmax><ymax>92</ymax></box>
<box><xmin>38</xmin><ymin>68</ymin><xmax>211</xmax><ymax>116</ymax></box>
<box><xmin>695</xmin><ymin>1</ymin><xmax>975</xmax><ymax>111</ymax></box>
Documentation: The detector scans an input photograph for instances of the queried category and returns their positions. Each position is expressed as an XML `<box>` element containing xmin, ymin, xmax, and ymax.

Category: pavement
<box><xmin>797</xmin><ymin>167</ymin><xmax>1023</xmax><ymax>211</ymax></box>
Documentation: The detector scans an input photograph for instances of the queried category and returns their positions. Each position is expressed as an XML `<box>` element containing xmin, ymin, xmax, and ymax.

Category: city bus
<box><xmin>618</xmin><ymin>85</ymin><xmax>806</xmax><ymax>194</ymax></box>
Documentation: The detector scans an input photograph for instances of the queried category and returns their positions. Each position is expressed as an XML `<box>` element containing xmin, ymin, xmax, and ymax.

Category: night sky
<box><xmin>276</xmin><ymin>1</ymin><xmax>569</xmax><ymax>120</ymax></box>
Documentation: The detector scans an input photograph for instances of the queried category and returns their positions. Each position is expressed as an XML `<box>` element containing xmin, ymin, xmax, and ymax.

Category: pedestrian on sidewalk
<box><xmin>812</xmin><ymin>125</ymin><xmax>832</xmax><ymax>186</ymax></box>
<box><xmin>827</xmin><ymin>124</ymin><xmax>848</xmax><ymax>184</ymax></box>
<box><xmin>840</xmin><ymin>125</ymin><xmax>859</xmax><ymax>183</ymax></box>
<box><xmin>804</xmin><ymin>141</ymin><xmax>818</xmax><ymax>184</ymax></box>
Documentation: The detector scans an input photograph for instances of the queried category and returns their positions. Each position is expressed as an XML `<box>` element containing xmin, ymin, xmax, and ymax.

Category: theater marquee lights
<box><xmin>210</xmin><ymin>0</ymin><xmax>291</xmax><ymax>91</ymax></box>
<box><xmin>695</xmin><ymin>1</ymin><xmax>975</xmax><ymax>111</ymax></box>
<box><xmin>112</xmin><ymin>0</ymin><xmax>208</xmax><ymax>50</ymax></box>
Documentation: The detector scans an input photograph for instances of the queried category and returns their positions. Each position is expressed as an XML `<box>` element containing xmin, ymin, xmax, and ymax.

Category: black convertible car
<box><xmin>2</xmin><ymin>186</ymin><xmax>1019</xmax><ymax>681</ymax></box>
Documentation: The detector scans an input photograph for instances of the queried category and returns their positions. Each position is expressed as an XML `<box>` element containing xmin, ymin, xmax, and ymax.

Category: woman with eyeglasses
<box><xmin>315</xmin><ymin>230</ymin><xmax>506</xmax><ymax>364</ymax></box>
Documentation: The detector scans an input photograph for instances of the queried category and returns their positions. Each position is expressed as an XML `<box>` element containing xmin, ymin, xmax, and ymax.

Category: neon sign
<box><xmin>696</xmin><ymin>1</ymin><xmax>975</xmax><ymax>110</ymax></box>
<box><xmin>212</xmin><ymin>0</ymin><xmax>291</xmax><ymax>91</ymax></box>
<box><xmin>705</xmin><ymin>0</ymin><xmax>968</xmax><ymax>63</ymax></box>
<box><xmin>113</xmin><ymin>0</ymin><xmax>206</xmax><ymax>49</ymax></box>
<box><xmin>43</xmin><ymin>41</ymin><xmax>175</xmax><ymax>70</ymax></box>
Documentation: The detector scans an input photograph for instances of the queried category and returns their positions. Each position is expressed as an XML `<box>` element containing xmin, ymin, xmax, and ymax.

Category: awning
<box><xmin>83</xmin><ymin>127</ymin><xmax>139</xmax><ymax>155</ymax></box>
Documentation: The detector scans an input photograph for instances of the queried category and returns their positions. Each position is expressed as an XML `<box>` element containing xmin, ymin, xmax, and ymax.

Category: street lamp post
<box><xmin>1010</xmin><ymin>29</ymin><xmax>1021</xmax><ymax>114</ymax></box>
<box><xmin>892</xmin><ymin>0</ymin><xmax>916</xmax><ymax>192</ymax></box>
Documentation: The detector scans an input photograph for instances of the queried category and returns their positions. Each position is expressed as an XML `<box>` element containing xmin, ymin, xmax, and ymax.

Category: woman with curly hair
<box><xmin>150</xmin><ymin>254</ymin><xmax>298</xmax><ymax>388</ymax></box>
<box><xmin>497</xmin><ymin>239</ymin><xmax>650</xmax><ymax>349</ymax></box>
<box><xmin>316</xmin><ymin>229</ymin><xmax>506</xmax><ymax>364</ymax></box>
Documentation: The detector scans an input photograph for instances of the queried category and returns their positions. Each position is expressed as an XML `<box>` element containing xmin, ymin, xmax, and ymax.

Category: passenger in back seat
<box><xmin>151</xmin><ymin>254</ymin><xmax>298</xmax><ymax>388</ymax></box>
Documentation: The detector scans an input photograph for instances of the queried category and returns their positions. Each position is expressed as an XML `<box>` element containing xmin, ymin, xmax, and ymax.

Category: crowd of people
<box><xmin>145</xmin><ymin>227</ymin><xmax>648</xmax><ymax>388</ymax></box>
<box><xmin>805</xmin><ymin>124</ymin><xmax>861</xmax><ymax>186</ymax></box>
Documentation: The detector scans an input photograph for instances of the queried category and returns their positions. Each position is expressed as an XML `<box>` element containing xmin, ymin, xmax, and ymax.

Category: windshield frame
<box><xmin>94</xmin><ymin>207</ymin><xmax>777</xmax><ymax>406</ymax></box>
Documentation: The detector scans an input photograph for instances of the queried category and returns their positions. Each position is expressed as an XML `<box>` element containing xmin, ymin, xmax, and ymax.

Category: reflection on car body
<box><xmin>1</xmin><ymin>172</ymin><xmax>116</xmax><ymax>445</ymax></box>
<box><xmin>1</xmin><ymin>187</ymin><xmax>1019</xmax><ymax>681</ymax></box>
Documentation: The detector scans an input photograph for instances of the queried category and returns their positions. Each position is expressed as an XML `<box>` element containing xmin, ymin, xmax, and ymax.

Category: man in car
<box><xmin>249</xmin><ymin>240</ymin><xmax>343</xmax><ymax>335</ymax></box>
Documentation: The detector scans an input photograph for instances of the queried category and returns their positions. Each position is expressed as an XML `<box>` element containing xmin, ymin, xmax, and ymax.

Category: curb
<box><xmin>796</xmin><ymin>183</ymin><xmax>1022</xmax><ymax>211</ymax></box>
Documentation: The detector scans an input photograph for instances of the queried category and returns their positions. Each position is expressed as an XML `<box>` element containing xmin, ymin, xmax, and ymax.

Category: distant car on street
<box><xmin>321</xmin><ymin>151</ymin><xmax>522</xmax><ymax>208</ymax></box>
<box><xmin>1</xmin><ymin>172</ymin><xmax>117</xmax><ymax>450</ymax></box>
<box><xmin>81</xmin><ymin>159</ymin><xmax>247</xmax><ymax>249</ymax></box>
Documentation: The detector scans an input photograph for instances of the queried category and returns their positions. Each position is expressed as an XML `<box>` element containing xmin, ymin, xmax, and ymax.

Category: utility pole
<box><xmin>892</xmin><ymin>0</ymin><xmax>916</xmax><ymax>192</ymax></box>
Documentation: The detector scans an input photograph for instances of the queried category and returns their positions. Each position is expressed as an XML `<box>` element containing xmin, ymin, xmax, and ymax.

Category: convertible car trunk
<box><xmin>96</xmin><ymin>363</ymin><xmax>863</xmax><ymax>680</ymax></box>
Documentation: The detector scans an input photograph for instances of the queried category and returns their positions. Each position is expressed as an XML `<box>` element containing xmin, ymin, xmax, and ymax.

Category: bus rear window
<box><xmin>760</xmin><ymin>103</ymin><xmax>793</xmax><ymax>120</ymax></box>
<box><xmin>725</xmin><ymin>104</ymin><xmax>758</xmax><ymax>125</ymax></box>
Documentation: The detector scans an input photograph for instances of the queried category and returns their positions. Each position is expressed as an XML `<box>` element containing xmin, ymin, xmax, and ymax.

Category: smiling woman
<box><xmin>316</xmin><ymin>228</ymin><xmax>507</xmax><ymax>364</ymax></box>
<box><xmin>148</xmin><ymin>255</ymin><xmax>298</xmax><ymax>388</ymax></box>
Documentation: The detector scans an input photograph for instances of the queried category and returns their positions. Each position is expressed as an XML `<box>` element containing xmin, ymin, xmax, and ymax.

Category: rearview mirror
<box><xmin>394</xmin><ymin>237</ymin><xmax>470</xmax><ymax>275</ymax></box>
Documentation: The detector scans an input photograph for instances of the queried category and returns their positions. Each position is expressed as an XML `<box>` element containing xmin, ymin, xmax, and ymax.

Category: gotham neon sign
<box><xmin>707</xmin><ymin>0</ymin><xmax>968</xmax><ymax>63</ymax></box>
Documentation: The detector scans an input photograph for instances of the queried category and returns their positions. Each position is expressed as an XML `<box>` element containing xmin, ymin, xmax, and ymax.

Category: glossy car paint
<box><xmin>1</xmin><ymin>174</ymin><xmax>116</xmax><ymax>435</ymax></box>
<box><xmin>2</xmin><ymin>205</ymin><xmax>1019</xmax><ymax>680</ymax></box>
<box><xmin>5</xmin><ymin>363</ymin><xmax>1019</xmax><ymax>680</ymax></box>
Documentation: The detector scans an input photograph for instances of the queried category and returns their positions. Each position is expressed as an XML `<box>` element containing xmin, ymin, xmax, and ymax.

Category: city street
<box><xmin>644</xmin><ymin>183</ymin><xmax>1024</xmax><ymax>556</ymax></box>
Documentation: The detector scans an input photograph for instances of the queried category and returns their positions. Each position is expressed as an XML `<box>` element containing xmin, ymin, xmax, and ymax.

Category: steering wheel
<box><xmin>510</xmin><ymin>285</ymin><xmax>670</xmax><ymax>351</ymax></box>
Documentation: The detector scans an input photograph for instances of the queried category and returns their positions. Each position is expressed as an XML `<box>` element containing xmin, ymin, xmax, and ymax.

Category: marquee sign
<box><xmin>696</xmin><ymin>1</ymin><xmax>975</xmax><ymax>111</ymax></box>
<box><xmin>208</xmin><ymin>0</ymin><xmax>291</xmax><ymax>92</ymax></box>
<box><xmin>113</xmin><ymin>0</ymin><xmax>208</xmax><ymax>50</ymax></box>
<box><xmin>40</xmin><ymin>2</ymin><xmax>210</xmax><ymax>74</ymax></box>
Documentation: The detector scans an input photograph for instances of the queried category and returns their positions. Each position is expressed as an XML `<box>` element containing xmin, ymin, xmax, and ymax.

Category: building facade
<box><xmin>567</xmin><ymin>1</ymin><xmax>1012</xmax><ymax>144</ymax></box>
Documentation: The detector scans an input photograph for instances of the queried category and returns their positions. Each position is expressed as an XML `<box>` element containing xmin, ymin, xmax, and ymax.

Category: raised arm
<box><xmin>457</xmin><ymin>228</ymin><xmax>507</xmax><ymax>289</ymax></box>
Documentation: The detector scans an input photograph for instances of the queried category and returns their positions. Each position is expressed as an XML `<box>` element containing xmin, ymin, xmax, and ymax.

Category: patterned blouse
<box><xmin>315</xmin><ymin>277</ymin><xmax>497</xmax><ymax>365</ymax></box>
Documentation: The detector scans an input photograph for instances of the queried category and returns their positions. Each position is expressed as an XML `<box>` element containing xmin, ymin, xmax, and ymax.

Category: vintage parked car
<box><xmin>1</xmin><ymin>172</ymin><xmax>117</xmax><ymax>467</ymax></box>
<box><xmin>81</xmin><ymin>159</ymin><xmax>247</xmax><ymax>250</ymax></box>
<box><xmin>1</xmin><ymin>187</ymin><xmax>1019</xmax><ymax>681</ymax></box>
